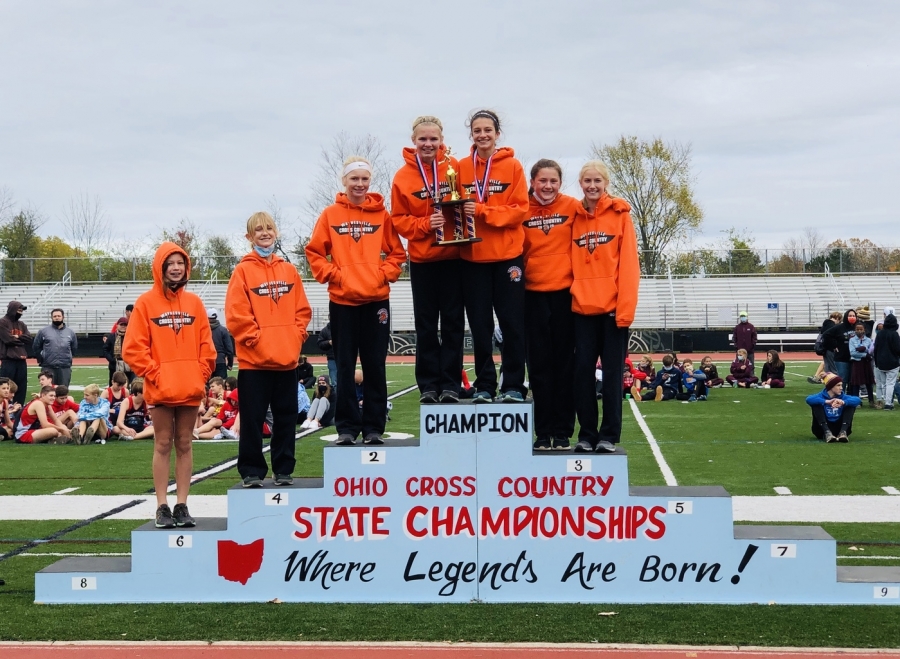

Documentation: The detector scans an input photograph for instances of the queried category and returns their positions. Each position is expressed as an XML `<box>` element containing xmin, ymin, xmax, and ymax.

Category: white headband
<box><xmin>343</xmin><ymin>161</ymin><xmax>372</xmax><ymax>177</ymax></box>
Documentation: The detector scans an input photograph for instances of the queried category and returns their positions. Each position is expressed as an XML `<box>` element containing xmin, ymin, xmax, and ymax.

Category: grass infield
<box><xmin>2</xmin><ymin>360</ymin><xmax>900</xmax><ymax>645</ymax></box>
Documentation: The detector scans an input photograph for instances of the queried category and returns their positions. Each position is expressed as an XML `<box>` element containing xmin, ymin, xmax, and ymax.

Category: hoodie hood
<box><xmin>5</xmin><ymin>301</ymin><xmax>25</xmax><ymax>319</ymax></box>
<box><xmin>401</xmin><ymin>144</ymin><xmax>448</xmax><ymax>168</ymax></box>
<box><xmin>884</xmin><ymin>314</ymin><xmax>899</xmax><ymax>331</ymax></box>
<box><xmin>841</xmin><ymin>308</ymin><xmax>857</xmax><ymax>327</ymax></box>
<box><xmin>152</xmin><ymin>242</ymin><xmax>191</xmax><ymax>298</ymax></box>
<box><xmin>467</xmin><ymin>144</ymin><xmax>517</xmax><ymax>163</ymax></box>
<box><xmin>333</xmin><ymin>192</ymin><xmax>386</xmax><ymax>212</ymax></box>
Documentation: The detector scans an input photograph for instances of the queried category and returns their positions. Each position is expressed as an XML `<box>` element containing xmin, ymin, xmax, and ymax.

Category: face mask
<box><xmin>740</xmin><ymin>317</ymin><xmax>747</xmax><ymax>323</ymax></box>
<box><xmin>254</xmin><ymin>244</ymin><xmax>276</xmax><ymax>258</ymax></box>
<box><xmin>52</xmin><ymin>320</ymin><xmax>63</xmax><ymax>327</ymax></box>
<box><xmin>738</xmin><ymin>355</ymin><xmax>745</xmax><ymax>361</ymax></box>
<box><xmin>14</xmin><ymin>311</ymin><xmax>22</xmax><ymax>319</ymax></box>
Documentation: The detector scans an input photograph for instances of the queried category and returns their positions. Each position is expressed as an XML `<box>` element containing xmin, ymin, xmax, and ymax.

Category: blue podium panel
<box><xmin>35</xmin><ymin>401</ymin><xmax>900</xmax><ymax>604</ymax></box>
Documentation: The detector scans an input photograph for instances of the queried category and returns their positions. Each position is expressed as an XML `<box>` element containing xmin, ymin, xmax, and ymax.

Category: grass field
<box><xmin>2</xmin><ymin>360</ymin><xmax>900</xmax><ymax>645</ymax></box>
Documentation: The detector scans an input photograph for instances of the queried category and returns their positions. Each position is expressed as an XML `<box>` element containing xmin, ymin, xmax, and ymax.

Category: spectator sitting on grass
<box><xmin>75</xmin><ymin>384</ymin><xmax>111</xmax><ymax>445</ymax></box>
<box><xmin>681</xmin><ymin>359</ymin><xmax>708</xmax><ymax>401</ymax></box>
<box><xmin>14</xmin><ymin>385</ymin><xmax>71</xmax><ymax>444</ymax></box>
<box><xmin>50</xmin><ymin>384</ymin><xmax>79</xmax><ymax>429</ymax></box>
<box><xmin>700</xmin><ymin>356</ymin><xmax>724</xmax><ymax>387</ymax></box>
<box><xmin>297</xmin><ymin>380</ymin><xmax>310</xmax><ymax>426</ymax></box>
<box><xmin>297</xmin><ymin>356</ymin><xmax>315</xmax><ymax>389</ymax></box>
<box><xmin>32</xmin><ymin>370</ymin><xmax>54</xmax><ymax>398</ymax></box>
<box><xmin>194</xmin><ymin>389</ymin><xmax>239</xmax><ymax>440</ymax></box>
<box><xmin>199</xmin><ymin>377</ymin><xmax>226</xmax><ymax>422</ymax></box>
<box><xmin>666</xmin><ymin>351</ymin><xmax>683</xmax><ymax>372</ymax></box>
<box><xmin>301</xmin><ymin>374</ymin><xmax>332</xmax><ymax>430</ymax></box>
<box><xmin>755</xmin><ymin>350</ymin><xmax>785</xmax><ymax>389</ymax></box>
<box><xmin>6</xmin><ymin>380</ymin><xmax>21</xmax><ymax>418</ymax></box>
<box><xmin>806</xmin><ymin>372</ymin><xmax>860</xmax><ymax>443</ymax></box>
<box><xmin>623</xmin><ymin>357</ymin><xmax>646</xmax><ymax>399</ymax></box>
<box><xmin>726</xmin><ymin>349</ymin><xmax>758</xmax><ymax>388</ymax></box>
<box><xmin>0</xmin><ymin>377</ymin><xmax>11</xmax><ymax>440</ymax></box>
<box><xmin>636</xmin><ymin>355</ymin><xmax>655</xmax><ymax>387</ymax></box>
<box><xmin>102</xmin><ymin>371</ymin><xmax>129</xmax><ymax>428</ymax></box>
<box><xmin>115</xmin><ymin>378</ymin><xmax>154</xmax><ymax>440</ymax></box>
<box><xmin>638</xmin><ymin>354</ymin><xmax>681</xmax><ymax>402</ymax></box>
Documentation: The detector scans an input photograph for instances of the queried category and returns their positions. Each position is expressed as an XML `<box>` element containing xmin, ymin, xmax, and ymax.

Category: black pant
<box><xmin>573</xmin><ymin>313</ymin><xmax>627</xmax><ymax>446</ymax></box>
<box><xmin>0</xmin><ymin>359</ymin><xmax>27</xmax><ymax>406</ymax></box>
<box><xmin>811</xmin><ymin>405</ymin><xmax>856</xmax><ymax>439</ymax></box>
<box><xmin>330</xmin><ymin>300</ymin><xmax>390</xmax><ymax>438</ymax></box>
<box><xmin>237</xmin><ymin>369</ymin><xmax>299</xmax><ymax>480</ymax></box>
<box><xmin>213</xmin><ymin>364</ymin><xmax>228</xmax><ymax>380</ymax></box>
<box><xmin>410</xmin><ymin>259</ymin><xmax>465</xmax><ymax>395</ymax></box>
<box><xmin>461</xmin><ymin>256</ymin><xmax>526</xmax><ymax>396</ymax></box>
<box><xmin>525</xmin><ymin>288</ymin><xmax>575</xmax><ymax>439</ymax></box>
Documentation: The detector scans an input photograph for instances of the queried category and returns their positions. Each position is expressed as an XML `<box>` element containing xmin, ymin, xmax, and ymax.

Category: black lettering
<box><xmin>460</xmin><ymin>414</ymin><xmax>476</xmax><ymax>433</ymax></box>
<box><xmin>696</xmin><ymin>562</ymin><xmax>722</xmax><ymax>582</ymax></box>
<box><xmin>515</xmin><ymin>413</ymin><xmax>528</xmax><ymax>433</ymax></box>
<box><xmin>501</xmin><ymin>414</ymin><xmax>514</xmax><ymax>432</ymax></box>
<box><xmin>425</xmin><ymin>415</ymin><xmax>435</xmax><ymax>434</ymax></box>
<box><xmin>448</xmin><ymin>415</ymin><xmax>460</xmax><ymax>433</ymax></box>
<box><xmin>639</xmin><ymin>555</ymin><xmax>660</xmax><ymax>582</ymax></box>
<box><xmin>403</xmin><ymin>551</ymin><xmax>426</xmax><ymax>581</ymax></box>
<box><xmin>489</xmin><ymin>413</ymin><xmax>501</xmax><ymax>432</ymax></box>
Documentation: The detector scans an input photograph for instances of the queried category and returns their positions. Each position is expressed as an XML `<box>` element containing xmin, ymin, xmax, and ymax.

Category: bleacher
<box><xmin>2</xmin><ymin>273</ymin><xmax>898</xmax><ymax>334</ymax></box>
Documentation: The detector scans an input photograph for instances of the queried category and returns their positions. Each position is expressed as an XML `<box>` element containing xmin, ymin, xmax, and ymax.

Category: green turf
<box><xmin>4</xmin><ymin>359</ymin><xmax>900</xmax><ymax>645</ymax></box>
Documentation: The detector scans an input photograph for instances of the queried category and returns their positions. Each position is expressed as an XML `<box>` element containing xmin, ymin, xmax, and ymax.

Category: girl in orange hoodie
<box><xmin>570</xmin><ymin>161</ymin><xmax>641</xmax><ymax>454</ymax></box>
<box><xmin>523</xmin><ymin>159</ymin><xmax>580</xmax><ymax>451</ymax></box>
<box><xmin>390</xmin><ymin>115</ymin><xmax>465</xmax><ymax>404</ymax></box>
<box><xmin>457</xmin><ymin>109</ymin><xmax>529</xmax><ymax>403</ymax></box>
<box><xmin>123</xmin><ymin>242</ymin><xmax>216</xmax><ymax>528</ymax></box>
<box><xmin>225</xmin><ymin>211</ymin><xmax>312</xmax><ymax>488</ymax></box>
<box><xmin>306</xmin><ymin>156</ymin><xmax>406</xmax><ymax>445</ymax></box>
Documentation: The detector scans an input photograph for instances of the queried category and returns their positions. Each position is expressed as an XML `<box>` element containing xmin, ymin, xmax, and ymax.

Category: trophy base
<box><xmin>432</xmin><ymin>237</ymin><xmax>483</xmax><ymax>247</ymax></box>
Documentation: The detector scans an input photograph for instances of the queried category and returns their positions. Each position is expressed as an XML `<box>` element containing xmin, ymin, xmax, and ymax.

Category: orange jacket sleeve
<box><xmin>196</xmin><ymin>308</ymin><xmax>216</xmax><ymax>381</ymax></box>
<box><xmin>305</xmin><ymin>211</ymin><xmax>341</xmax><ymax>286</ymax></box>
<box><xmin>475</xmin><ymin>160</ymin><xmax>529</xmax><ymax>230</ymax></box>
<box><xmin>379</xmin><ymin>211</ymin><xmax>407</xmax><ymax>284</ymax></box>
<box><xmin>390</xmin><ymin>180</ymin><xmax>432</xmax><ymax>242</ymax></box>
<box><xmin>615</xmin><ymin>208</ymin><xmax>641</xmax><ymax>328</ymax></box>
<box><xmin>121</xmin><ymin>301</ymin><xmax>160</xmax><ymax>385</ymax></box>
<box><xmin>293</xmin><ymin>268</ymin><xmax>312</xmax><ymax>346</ymax></box>
<box><xmin>225</xmin><ymin>265</ymin><xmax>262</xmax><ymax>349</ymax></box>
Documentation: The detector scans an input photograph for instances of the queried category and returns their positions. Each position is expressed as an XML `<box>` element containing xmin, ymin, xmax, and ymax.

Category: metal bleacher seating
<box><xmin>2</xmin><ymin>273</ymin><xmax>898</xmax><ymax>334</ymax></box>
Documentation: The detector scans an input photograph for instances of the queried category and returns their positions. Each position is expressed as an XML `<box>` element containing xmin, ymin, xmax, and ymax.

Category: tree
<box><xmin>201</xmin><ymin>234</ymin><xmax>239</xmax><ymax>280</ymax></box>
<box><xmin>0</xmin><ymin>186</ymin><xmax>14</xmax><ymax>222</ymax></box>
<box><xmin>591</xmin><ymin>136</ymin><xmax>703</xmax><ymax>275</ymax></box>
<box><xmin>61</xmin><ymin>192</ymin><xmax>111</xmax><ymax>254</ymax></box>
<box><xmin>159</xmin><ymin>218</ymin><xmax>201</xmax><ymax>255</ymax></box>
<box><xmin>717</xmin><ymin>228</ymin><xmax>762</xmax><ymax>275</ymax></box>
<box><xmin>302</xmin><ymin>132</ymin><xmax>396</xmax><ymax>226</ymax></box>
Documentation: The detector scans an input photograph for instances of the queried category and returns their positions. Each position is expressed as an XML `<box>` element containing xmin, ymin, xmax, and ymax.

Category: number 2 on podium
<box><xmin>363</xmin><ymin>450</ymin><xmax>386</xmax><ymax>465</ymax></box>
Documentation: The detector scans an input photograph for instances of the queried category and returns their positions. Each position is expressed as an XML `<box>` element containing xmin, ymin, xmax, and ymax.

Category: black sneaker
<box><xmin>595</xmin><ymin>440</ymin><xmax>617</xmax><ymax>453</ymax></box>
<box><xmin>552</xmin><ymin>437</ymin><xmax>571</xmax><ymax>451</ymax></box>
<box><xmin>335</xmin><ymin>434</ymin><xmax>356</xmax><ymax>446</ymax></box>
<box><xmin>274</xmin><ymin>474</ymin><xmax>294</xmax><ymax>486</ymax></box>
<box><xmin>823</xmin><ymin>429</ymin><xmax>837</xmax><ymax>443</ymax></box>
<box><xmin>172</xmin><ymin>503</ymin><xmax>195</xmax><ymax>528</ymax></box>
<box><xmin>574</xmin><ymin>440</ymin><xmax>594</xmax><ymax>453</ymax></box>
<box><xmin>438</xmin><ymin>390</ymin><xmax>459</xmax><ymax>404</ymax></box>
<box><xmin>155</xmin><ymin>504</ymin><xmax>176</xmax><ymax>529</ymax></box>
<box><xmin>837</xmin><ymin>430</ymin><xmax>849</xmax><ymax>443</ymax></box>
<box><xmin>363</xmin><ymin>433</ymin><xmax>384</xmax><ymax>445</ymax></box>
<box><xmin>242</xmin><ymin>476</ymin><xmax>263</xmax><ymax>488</ymax></box>
<box><xmin>419</xmin><ymin>391</ymin><xmax>439</xmax><ymax>404</ymax></box>
<box><xmin>472</xmin><ymin>391</ymin><xmax>493</xmax><ymax>404</ymax></box>
<box><xmin>532</xmin><ymin>437</ymin><xmax>552</xmax><ymax>451</ymax></box>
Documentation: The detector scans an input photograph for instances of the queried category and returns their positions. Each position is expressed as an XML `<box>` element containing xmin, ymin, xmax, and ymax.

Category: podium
<box><xmin>36</xmin><ymin>402</ymin><xmax>900</xmax><ymax>604</ymax></box>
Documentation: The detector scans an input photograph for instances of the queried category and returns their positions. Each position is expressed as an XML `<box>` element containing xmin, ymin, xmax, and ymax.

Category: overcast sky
<box><xmin>2</xmin><ymin>0</ymin><xmax>898</xmax><ymax>253</ymax></box>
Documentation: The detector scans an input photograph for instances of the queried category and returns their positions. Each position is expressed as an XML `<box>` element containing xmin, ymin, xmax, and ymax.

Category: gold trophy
<box><xmin>431</xmin><ymin>149</ymin><xmax>482</xmax><ymax>247</ymax></box>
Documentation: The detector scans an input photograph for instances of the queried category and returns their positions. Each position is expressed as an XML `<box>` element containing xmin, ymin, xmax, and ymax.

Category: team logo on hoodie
<box><xmin>412</xmin><ymin>181</ymin><xmax>453</xmax><ymax>201</ymax></box>
<box><xmin>573</xmin><ymin>231</ymin><xmax>614</xmax><ymax>254</ymax></box>
<box><xmin>332</xmin><ymin>221</ymin><xmax>381</xmax><ymax>243</ymax></box>
<box><xmin>250</xmin><ymin>280</ymin><xmax>295</xmax><ymax>303</ymax></box>
<box><xmin>507</xmin><ymin>266</ymin><xmax>523</xmax><ymax>283</ymax></box>
<box><xmin>524</xmin><ymin>213</ymin><xmax>569</xmax><ymax>235</ymax></box>
<box><xmin>462</xmin><ymin>180</ymin><xmax>510</xmax><ymax>197</ymax></box>
<box><xmin>377</xmin><ymin>308</ymin><xmax>389</xmax><ymax>325</ymax></box>
<box><xmin>150</xmin><ymin>311</ymin><xmax>196</xmax><ymax>334</ymax></box>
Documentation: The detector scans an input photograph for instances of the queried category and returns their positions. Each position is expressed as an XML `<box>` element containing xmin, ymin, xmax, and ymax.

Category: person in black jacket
<box><xmin>822</xmin><ymin>309</ymin><xmax>857</xmax><ymax>384</ymax></box>
<box><xmin>0</xmin><ymin>301</ymin><xmax>32</xmax><ymax>405</ymax></box>
<box><xmin>317</xmin><ymin>322</ymin><xmax>337</xmax><ymax>392</ymax></box>
<box><xmin>809</xmin><ymin>311</ymin><xmax>843</xmax><ymax>384</ymax></box>
<box><xmin>873</xmin><ymin>308</ymin><xmax>900</xmax><ymax>410</ymax></box>
<box><xmin>206</xmin><ymin>308</ymin><xmax>234</xmax><ymax>380</ymax></box>
<box><xmin>297</xmin><ymin>355</ymin><xmax>315</xmax><ymax>389</ymax></box>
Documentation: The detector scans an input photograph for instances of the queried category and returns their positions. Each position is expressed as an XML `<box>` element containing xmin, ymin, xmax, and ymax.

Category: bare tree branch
<box><xmin>61</xmin><ymin>192</ymin><xmax>111</xmax><ymax>254</ymax></box>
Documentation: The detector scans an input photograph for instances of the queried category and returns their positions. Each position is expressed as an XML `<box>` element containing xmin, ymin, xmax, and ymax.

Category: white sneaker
<box><xmin>763</xmin><ymin>384</ymin><xmax>771</xmax><ymax>389</ymax></box>
<box><xmin>300</xmin><ymin>420</ymin><xmax>310</xmax><ymax>429</ymax></box>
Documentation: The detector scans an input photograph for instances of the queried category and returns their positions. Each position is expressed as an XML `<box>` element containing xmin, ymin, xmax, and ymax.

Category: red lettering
<box><xmin>498</xmin><ymin>477</ymin><xmax>513</xmax><ymax>498</ymax></box>
<box><xmin>609</xmin><ymin>506</ymin><xmax>625</xmax><ymax>539</ymax></box>
<box><xmin>372</xmin><ymin>477</ymin><xmax>387</xmax><ymax>497</ymax></box>
<box><xmin>454</xmin><ymin>507</ymin><xmax>475</xmax><ymax>536</ymax></box>
<box><xmin>405</xmin><ymin>477</ymin><xmax>418</xmax><ymax>497</ymax></box>
<box><xmin>292</xmin><ymin>506</ymin><xmax>312</xmax><ymax>539</ymax></box>
<box><xmin>334</xmin><ymin>477</ymin><xmax>348</xmax><ymax>497</ymax></box>
<box><xmin>372</xmin><ymin>506</ymin><xmax>390</xmax><ymax>536</ymax></box>
<box><xmin>480</xmin><ymin>506</ymin><xmax>510</xmax><ymax>537</ymax></box>
<box><xmin>630</xmin><ymin>506</ymin><xmax>648</xmax><ymax>539</ymax></box>
<box><xmin>580</xmin><ymin>477</ymin><xmax>597</xmax><ymax>497</ymax></box>
<box><xmin>434</xmin><ymin>477</ymin><xmax>448</xmax><ymax>497</ymax></box>
<box><xmin>539</xmin><ymin>507</ymin><xmax>559</xmax><ymax>537</ymax></box>
<box><xmin>463</xmin><ymin>476</ymin><xmax>476</xmax><ymax>496</ymax></box>
<box><xmin>448</xmin><ymin>476</ymin><xmax>461</xmax><ymax>497</ymax></box>
<box><xmin>645</xmin><ymin>505</ymin><xmax>666</xmax><ymax>540</ymax></box>
<box><xmin>420</xmin><ymin>477</ymin><xmax>434</xmax><ymax>496</ymax></box>
<box><xmin>405</xmin><ymin>506</ymin><xmax>428</xmax><ymax>538</ymax></box>
<box><xmin>331</xmin><ymin>507</ymin><xmax>352</xmax><ymax>538</ymax></box>
<box><xmin>561</xmin><ymin>506</ymin><xmax>584</xmax><ymax>536</ymax></box>
<box><xmin>433</xmin><ymin>506</ymin><xmax>454</xmax><ymax>536</ymax></box>
<box><xmin>549</xmin><ymin>477</ymin><xmax>566</xmax><ymax>496</ymax></box>
<box><xmin>586</xmin><ymin>506</ymin><xmax>607</xmax><ymax>540</ymax></box>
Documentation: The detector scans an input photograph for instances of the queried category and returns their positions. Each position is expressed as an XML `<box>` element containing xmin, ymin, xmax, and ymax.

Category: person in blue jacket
<box><xmin>806</xmin><ymin>373</ymin><xmax>861</xmax><ymax>443</ymax></box>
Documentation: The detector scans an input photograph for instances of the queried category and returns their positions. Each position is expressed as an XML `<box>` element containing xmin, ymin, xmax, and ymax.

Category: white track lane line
<box><xmin>627</xmin><ymin>398</ymin><xmax>677</xmax><ymax>486</ymax></box>
<box><xmin>774</xmin><ymin>486</ymin><xmax>792</xmax><ymax>495</ymax></box>
<box><xmin>883</xmin><ymin>486</ymin><xmax>900</xmax><ymax>495</ymax></box>
<box><xmin>52</xmin><ymin>487</ymin><xmax>80</xmax><ymax>495</ymax></box>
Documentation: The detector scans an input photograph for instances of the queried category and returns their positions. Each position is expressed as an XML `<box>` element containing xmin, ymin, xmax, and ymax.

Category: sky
<box><xmin>1</xmin><ymin>0</ymin><xmax>899</xmax><ymax>254</ymax></box>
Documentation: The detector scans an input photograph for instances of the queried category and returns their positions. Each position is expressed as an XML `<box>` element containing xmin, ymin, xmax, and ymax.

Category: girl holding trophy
<box><xmin>390</xmin><ymin>116</ymin><xmax>465</xmax><ymax>404</ymax></box>
<box><xmin>306</xmin><ymin>156</ymin><xmax>407</xmax><ymax>446</ymax></box>
<box><xmin>522</xmin><ymin>159</ymin><xmax>580</xmax><ymax>451</ymax></box>
<box><xmin>457</xmin><ymin>109</ymin><xmax>529</xmax><ymax>403</ymax></box>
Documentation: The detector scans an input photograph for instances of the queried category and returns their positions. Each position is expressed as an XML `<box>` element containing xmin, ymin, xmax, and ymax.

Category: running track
<box><xmin>2</xmin><ymin>644</ymin><xmax>900</xmax><ymax>658</ymax></box>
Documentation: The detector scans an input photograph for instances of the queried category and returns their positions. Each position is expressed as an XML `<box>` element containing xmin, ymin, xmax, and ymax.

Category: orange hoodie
<box><xmin>523</xmin><ymin>193</ymin><xmax>579</xmax><ymax>292</ymax></box>
<box><xmin>570</xmin><ymin>195</ymin><xmax>641</xmax><ymax>327</ymax></box>
<box><xmin>122</xmin><ymin>242</ymin><xmax>216</xmax><ymax>407</ymax></box>
<box><xmin>456</xmin><ymin>146</ymin><xmax>529</xmax><ymax>263</ymax></box>
<box><xmin>306</xmin><ymin>192</ymin><xmax>407</xmax><ymax>305</ymax></box>
<box><xmin>225</xmin><ymin>251</ymin><xmax>312</xmax><ymax>370</ymax></box>
<box><xmin>390</xmin><ymin>146</ymin><xmax>463</xmax><ymax>263</ymax></box>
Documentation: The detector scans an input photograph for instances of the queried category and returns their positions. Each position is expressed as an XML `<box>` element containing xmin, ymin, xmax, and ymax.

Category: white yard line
<box><xmin>774</xmin><ymin>486</ymin><xmax>792</xmax><ymax>495</ymax></box>
<box><xmin>883</xmin><ymin>486</ymin><xmax>900</xmax><ymax>495</ymax></box>
<box><xmin>627</xmin><ymin>397</ymin><xmax>678</xmax><ymax>486</ymax></box>
<box><xmin>51</xmin><ymin>487</ymin><xmax>80</xmax><ymax>495</ymax></box>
